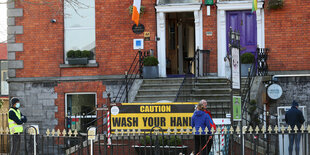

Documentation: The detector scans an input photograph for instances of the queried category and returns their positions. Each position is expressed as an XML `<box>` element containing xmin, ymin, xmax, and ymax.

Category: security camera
<box><xmin>50</xmin><ymin>19</ymin><xmax>56</xmax><ymax>23</ymax></box>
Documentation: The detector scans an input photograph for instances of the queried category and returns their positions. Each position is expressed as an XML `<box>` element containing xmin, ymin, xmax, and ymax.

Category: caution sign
<box><xmin>111</xmin><ymin>102</ymin><xmax>197</xmax><ymax>132</ymax></box>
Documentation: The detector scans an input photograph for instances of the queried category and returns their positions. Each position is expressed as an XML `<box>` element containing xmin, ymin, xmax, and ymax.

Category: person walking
<box><xmin>8</xmin><ymin>98</ymin><xmax>27</xmax><ymax>155</ymax></box>
<box><xmin>191</xmin><ymin>102</ymin><xmax>213</xmax><ymax>155</ymax></box>
<box><xmin>201</xmin><ymin>99</ymin><xmax>216</xmax><ymax>154</ymax></box>
<box><xmin>285</xmin><ymin>100</ymin><xmax>305</xmax><ymax>155</ymax></box>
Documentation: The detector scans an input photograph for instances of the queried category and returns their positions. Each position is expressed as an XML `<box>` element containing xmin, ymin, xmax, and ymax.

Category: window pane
<box><xmin>64</xmin><ymin>29</ymin><xmax>95</xmax><ymax>52</ymax></box>
<box><xmin>64</xmin><ymin>0</ymin><xmax>95</xmax><ymax>28</ymax></box>
<box><xmin>68</xmin><ymin>94</ymin><xmax>96</xmax><ymax>115</ymax></box>
<box><xmin>1</xmin><ymin>61</ymin><xmax>8</xmax><ymax>95</ymax></box>
<box><xmin>158</xmin><ymin>0</ymin><xmax>201</xmax><ymax>5</ymax></box>
<box><xmin>67</xmin><ymin>94</ymin><xmax>96</xmax><ymax>133</ymax></box>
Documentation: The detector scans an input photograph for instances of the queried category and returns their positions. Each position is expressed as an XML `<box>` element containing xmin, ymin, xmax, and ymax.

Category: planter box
<box><xmin>133</xmin><ymin>145</ymin><xmax>188</xmax><ymax>155</ymax></box>
<box><xmin>241</xmin><ymin>64</ymin><xmax>253</xmax><ymax>77</ymax></box>
<box><xmin>67</xmin><ymin>58</ymin><xmax>88</xmax><ymax>65</ymax></box>
<box><xmin>143</xmin><ymin>66</ymin><xmax>159</xmax><ymax>79</ymax></box>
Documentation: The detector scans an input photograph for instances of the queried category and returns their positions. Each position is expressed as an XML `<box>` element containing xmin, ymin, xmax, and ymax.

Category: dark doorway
<box><xmin>166</xmin><ymin>12</ymin><xmax>195</xmax><ymax>75</ymax></box>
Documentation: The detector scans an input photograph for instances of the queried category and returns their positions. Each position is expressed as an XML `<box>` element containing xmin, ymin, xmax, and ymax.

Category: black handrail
<box><xmin>113</xmin><ymin>50</ymin><xmax>150</xmax><ymax>103</ymax></box>
<box><xmin>241</xmin><ymin>48</ymin><xmax>276</xmax><ymax>127</ymax></box>
<box><xmin>174</xmin><ymin>74</ymin><xmax>194</xmax><ymax>102</ymax></box>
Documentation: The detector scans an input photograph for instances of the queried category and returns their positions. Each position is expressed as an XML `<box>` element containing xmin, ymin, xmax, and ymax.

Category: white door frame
<box><xmin>216</xmin><ymin>1</ymin><xmax>264</xmax><ymax>77</ymax></box>
<box><xmin>155</xmin><ymin>5</ymin><xmax>203</xmax><ymax>77</ymax></box>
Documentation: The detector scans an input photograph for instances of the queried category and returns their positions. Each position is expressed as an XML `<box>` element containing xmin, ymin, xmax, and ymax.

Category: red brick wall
<box><xmin>265</xmin><ymin>0</ymin><xmax>310</xmax><ymax>71</ymax></box>
<box><xmin>54</xmin><ymin>81</ymin><xmax>106</xmax><ymax>130</ymax></box>
<box><xmin>15</xmin><ymin>1</ymin><xmax>64</xmax><ymax>77</ymax></box>
<box><xmin>96</xmin><ymin>0</ymin><xmax>157</xmax><ymax>75</ymax></box>
<box><xmin>14</xmin><ymin>0</ymin><xmax>157</xmax><ymax>78</ymax></box>
<box><xmin>202</xmin><ymin>5</ymin><xmax>218</xmax><ymax>73</ymax></box>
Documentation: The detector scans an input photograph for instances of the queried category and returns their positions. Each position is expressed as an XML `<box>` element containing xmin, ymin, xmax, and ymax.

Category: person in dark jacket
<box><xmin>191</xmin><ymin>102</ymin><xmax>213</xmax><ymax>155</ymax></box>
<box><xmin>8</xmin><ymin>98</ymin><xmax>27</xmax><ymax>155</ymax></box>
<box><xmin>285</xmin><ymin>100</ymin><xmax>305</xmax><ymax>155</ymax></box>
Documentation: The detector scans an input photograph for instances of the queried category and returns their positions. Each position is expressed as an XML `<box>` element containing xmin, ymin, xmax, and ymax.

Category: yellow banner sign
<box><xmin>111</xmin><ymin>102</ymin><xmax>197</xmax><ymax>131</ymax></box>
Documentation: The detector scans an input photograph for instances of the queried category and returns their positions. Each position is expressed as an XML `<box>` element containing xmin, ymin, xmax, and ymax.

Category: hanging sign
<box><xmin>111</xmin><ymin>102</ymin><xmax>197</xmax><ymax>132</ymax></box>
<box><xmin>232</xmin><ymin>48</ymin><xmax>240</xmax><ymax>89</ymax></box>
<box><xmin>233</xmin><ymin>96</ymin><xmax>241</xmax><ymax>121</ymax></box>
<box><xmin>267</xmin><ymin>83</ymin><xmax>283</xmax><ymax>100</ymax></box>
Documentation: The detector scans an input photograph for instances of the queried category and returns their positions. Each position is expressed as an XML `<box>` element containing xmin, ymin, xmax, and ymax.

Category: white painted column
<box><xmin>217</xmin><ymin>10</ymin><xmax>226</xmax><ymax>77</ymax></box>
<box><xmin>256</xmin><ymin>9</ymin><xmax>262</xmax><ymax>48</ymax></box>
<box><xmin>194</xmin><ymin>10</ymin><xmax>204</xmax><ymax>76</ymax></box>
<box><xmin>157</xmin><ymin>12</ymin><xmax>166</xmax><ymax>77</ymax></box>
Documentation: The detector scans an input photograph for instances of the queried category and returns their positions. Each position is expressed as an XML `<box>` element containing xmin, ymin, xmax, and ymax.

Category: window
<box><xmin>1</xmin><ymin>61</ymin><xmax>8</xmax><ymax>95</ymax></box>
<box><xmin>64</xmin><ymin>0</ymin><xmax>96</xmax><ymax>64</ymax></box>
<box><xmin>157</xmin><ymin>0</ymin><xmax>201</xmax><ymax>5</ymax></box>
<box><xmin>66</xmin><ymin>93</ymin><xmax>96</xmax><ymax>133</ymax></box>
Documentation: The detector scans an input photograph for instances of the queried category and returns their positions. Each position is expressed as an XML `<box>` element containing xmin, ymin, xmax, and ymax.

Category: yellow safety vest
<box><xmin>8</xmin><ymin>108</ymin><xmax>23</xmax><ymax>134</ymax></box>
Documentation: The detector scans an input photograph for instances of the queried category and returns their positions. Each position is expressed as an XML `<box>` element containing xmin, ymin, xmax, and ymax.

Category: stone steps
<box><xmin>133</xmin><ymin>78</ymin><xmax>183</xmax><ymax>103</ymax></box>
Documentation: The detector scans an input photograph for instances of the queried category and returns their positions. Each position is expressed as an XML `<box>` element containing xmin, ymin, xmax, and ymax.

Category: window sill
<box><xmin>59</xmin><ymin>63</ymin><xmax>99</xmax><ymax>68</ymax></box>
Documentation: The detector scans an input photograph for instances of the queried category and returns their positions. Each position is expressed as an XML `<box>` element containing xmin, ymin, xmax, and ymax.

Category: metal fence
<box><xmin>1</xmin><ymin>125</ymin><xmax>309</xmax><ymax>155</ymax></box>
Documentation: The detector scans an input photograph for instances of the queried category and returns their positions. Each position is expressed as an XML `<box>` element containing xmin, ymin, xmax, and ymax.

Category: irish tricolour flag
<box><xmin>132</xmin><ymin>0</ymin><xmax>141</xmax><ymax>26</ymax></box>
<box><xmin>252</xmin><ymin>0</ymin><xmax>257</xmax><ymax>12</ymax></box>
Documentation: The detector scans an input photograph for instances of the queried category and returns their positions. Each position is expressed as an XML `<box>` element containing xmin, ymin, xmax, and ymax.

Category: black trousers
<box><xmin>10</xmin><ymin>134</ymin><xmax>21</xmax><ymax>155</ymax></box>
<box><xmin>194</xmin><ymin>135</ymin><xmax>213</xmax><ymax>155</ymax></box>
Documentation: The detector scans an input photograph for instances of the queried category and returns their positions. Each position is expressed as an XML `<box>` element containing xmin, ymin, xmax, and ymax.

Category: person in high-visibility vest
<box><xmin>8</xmin><ymin>97</ymin><xmax>27</xmax><ymax>155</ymax></box>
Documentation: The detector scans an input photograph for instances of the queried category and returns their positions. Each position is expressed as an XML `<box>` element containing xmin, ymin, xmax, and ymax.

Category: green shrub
<box><xmin>248</xmin><ymin>100</ymin><xmax>257</xmax><ymax>114</ymax></box>
<box><xmin>143</xmin><ymin>56</ymin><xmax>159</xmax><ymax>66</ymax></box>
<box><xmin>139</xmin><ymin>135</ymin><xmax>182</xmax><ymax>146</ymax></box>
<box><xmin>81</xmin><ymin>50</ymin><xmax>91</xmax><ymax>58</ymax></box>
<box><xmin>241</xmin><ymin>52</ymin><xmax>255</xmax><ymax>64</ymax></box>
<box><xmin>166</xmin><ymin>136</ymin><xmax>182</xmax><ymax>146</ymax></box>
<box><xmin>67</xmin><ymin>50</ymin><xmax>91</xmax><ymax>58</ymax></box>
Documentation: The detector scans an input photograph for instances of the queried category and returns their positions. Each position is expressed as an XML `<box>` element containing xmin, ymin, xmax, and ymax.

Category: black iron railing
<box><xmin>1</xmin><ymin>125</ymin><xmax>309</xmax><ymax>155</ymax></box>
<box><xmin>257</xmin><ymin>48</ymin><xmax>268</xmax><ymax>76</ymax></box>
<box><xmin>113</xmin><ymin>50</ymin><xmax>150</xmax><ymax>103</ymax></box>
<box><xmin>174</xmin><ymin>74</ymin><xmax>194</xmax><ymax>102</ymax></box>
<box><xmin>66</xmin><ymin>104</ymin><xmax>109</xmax><ymax>135</ymax></box>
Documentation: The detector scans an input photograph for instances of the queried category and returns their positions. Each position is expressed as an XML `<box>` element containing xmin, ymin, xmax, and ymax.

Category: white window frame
<box><xmin>65</xmin><ymin>92</ymin><xmax>97</xmax><ymax>119</ymax></box>
<box><xmin>64</xmin><ymin>0</ymin><xmax>96</xmax><ymax>64</ymax></box>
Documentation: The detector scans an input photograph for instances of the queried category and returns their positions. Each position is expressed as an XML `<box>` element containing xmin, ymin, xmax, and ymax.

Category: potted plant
<box><xmin>240</xmin><ymin>52</ymin><xmax>255</xmax><ymax>77</ymax></box>
<box><xmin>66</xmin><ymin>50</ymin><xmax>91</xmax><ymax>65</ymax></box>
<box><xmin>133</xmin><ymin>135</ymin><xmax>187</xmax><ymax>155</ymax></box>
<box><xmin>143</xmin><ymin>56</ymin><xmax>159</xmax><ymax>79</ymax></box>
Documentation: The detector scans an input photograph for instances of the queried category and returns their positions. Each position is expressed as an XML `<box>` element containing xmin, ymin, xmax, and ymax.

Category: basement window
<box><xmin>64</xmin><ymin>0</ymin><xmax>96</xmax><ymax>64</ymax></box>
<box><xmin>66</xmin><ymin>93</ymin><xmax>96</xmax><ymax>133</ymax></box>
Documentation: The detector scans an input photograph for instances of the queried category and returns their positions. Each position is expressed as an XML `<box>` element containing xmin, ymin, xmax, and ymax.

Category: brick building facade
<box><xmin>6</xmin><ymin>0</ymin><xmax>310</xmax><ymax>132</ymax></box>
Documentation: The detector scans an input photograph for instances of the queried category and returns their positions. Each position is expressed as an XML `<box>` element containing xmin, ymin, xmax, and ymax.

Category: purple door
<box><xmin>226</xmin><ymin>11</ymin><xmax>257</xmax><ymax>56</ymax></box>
